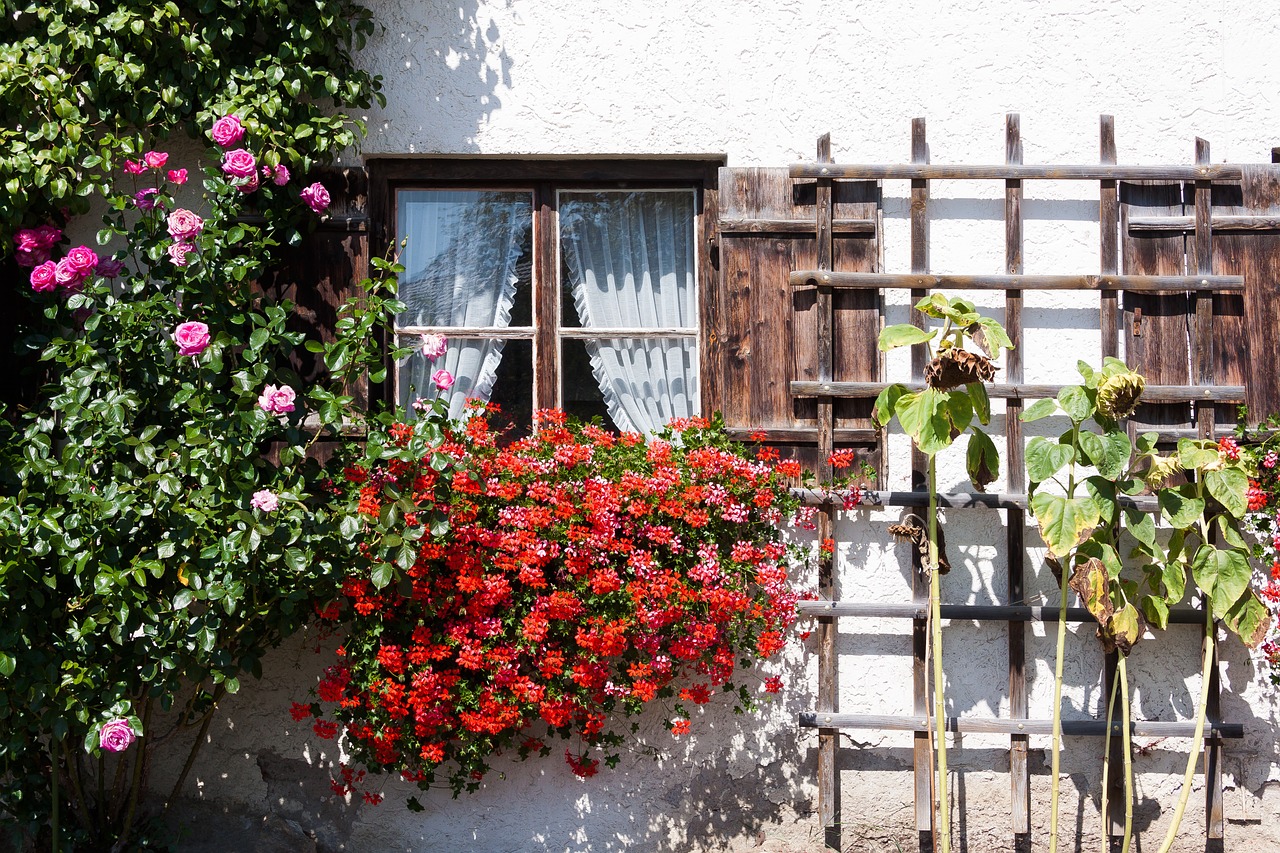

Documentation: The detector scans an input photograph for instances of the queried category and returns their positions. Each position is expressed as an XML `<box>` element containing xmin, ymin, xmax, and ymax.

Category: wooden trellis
<box><xmin>717</xmin><ymin>114</ymin><xmax>1280</xmax><ymax>850</ymax></box>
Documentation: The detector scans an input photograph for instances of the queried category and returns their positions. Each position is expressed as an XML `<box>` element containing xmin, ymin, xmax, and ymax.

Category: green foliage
<box><xmin>0</xmin><ymin>0</ymin><xmax>383</xmax><ymax>237</ymax></box>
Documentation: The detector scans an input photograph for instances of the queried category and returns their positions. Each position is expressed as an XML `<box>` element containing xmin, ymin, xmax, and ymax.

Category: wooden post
<box><xmin>1004</xmin><ymin>113</ymin><xmax>1030</xmax><ymax>842</ymax></box>
<box><xmin>1100</xmin><ymin>116</ymin><xmax>1120</xmax><ymax>359</ymax></box>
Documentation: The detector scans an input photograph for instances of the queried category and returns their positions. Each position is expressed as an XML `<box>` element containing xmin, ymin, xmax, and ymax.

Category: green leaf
<box><xmin>1158</xmin><ymin>484</ymin><xmax>1204</xmax><ymax>529</ymax></box>
<box><xmin>1056</xmin><ymin>385</ymin><xmax>1092</xmax><ymax>422</ymax></box>
<box><xmin>1077</xmin><ymin>360</ymin><xmax>1097</xmax><ymax>388</ymax></box>
<box><xmin>1123</xmin><ymin>507</ymin><xmax>1157</xmax><ymax>550</ymax></box>
<box><xmin>1078</xmin><ymin>430</ymin><xmax>1131</xmax><ymax>480</ymax></box>
<box><xmin>968</xmin><ymin>382</ymin><xmax>990</xmax><ymax>425</ymax></box>
<box><xmin>1204</xmin><ymin>467</ymin><xmax>1247</xmax><ymax>519</ymax></box>
<box><xmin>878</xmin><ymin>324</ymin><xmax>936</xmax><ymax>351</ymax></box>
<box><xmin>1135</xmin><ymin>432</ymin><xmax>1160</xmax><ymax>454</ymax></box>
<box><xmin>966</xmin><ymin>429</ymin><xmax>999</xmax><ymax>492</ymax></box>
<box><xmin>895</xmin><ymin>388</ymin><xmax>953</xmax><ymax>456</ymax></box>
<box><xmin>974</xmin><ymin>316</ymin><xmax>1013</xmax><ymax>352</ymax></box>
<box><xmin>1020</xmin><ymin>398</ymin><xmax>1057</xmax><ymax>422</ymax></box>
<box><xmin>1084</xmin><ymin>476</ymin><xmax>1117</xmax><ymax>522</ymax></box>
<box><xmin>0</xmin><ymin>653</ymin><xmax>14</xmax><ymax>677</ymax></box>
<box><xmin>370</xmin><ymin>562</ymin><xmax>393</xmax><ymax>590</ymax></box>
<box><xmin>1223</xmin><ymin>591</ymin><xmax>1273</xmax><ymax>648</ymax></box>
<box><xmin>1026</xmin><ymin>436</ymin><xmax>1074</xmax><ymax>484</ymax></box>
<box><xmin>1162</xmin><ymin>557</ymin><xmax>1187</xmax><ymax>603</ymax></box>
<box><xmin>1177</xmin><ymin>438</ymin><xmax>1220</xmax><ymax>471</ymax></box>
<box><xmin>872</xmin><ymin>383</ymin><xmax>906</xmax><ymax>428</ymax></box>
<box><xmin>1190</xmin><ymin>545</ymin><xmax>1252</xmax><ymax>619</ymax></box>
<box><xmin>1141</xmin><ymin>594</ymin><xmax>1170</xmax><ymax>632</ymax></box>
<box><xmin>1030</xmin><ymin>491</ymin><xmax>1101</xmax><ymax>557</ymax></box>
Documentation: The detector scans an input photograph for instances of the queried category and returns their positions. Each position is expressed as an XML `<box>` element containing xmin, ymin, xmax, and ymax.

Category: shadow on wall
<box><xmin>360</xmin><ymin>0</ymin><xmax>512</xmax><ymax>153</ymax></box>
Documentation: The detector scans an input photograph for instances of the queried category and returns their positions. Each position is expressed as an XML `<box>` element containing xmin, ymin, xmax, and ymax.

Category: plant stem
<box><xmin>164</xmin><ymin>685</ymin><xmax>225</xmax><ymax>813</ymax></box>
<box><xmin>50</xmin><ymin>742</ymin><xmax>59</xmax><ymax>853</ymax></box>
<box><xmin>1099</xmin><ymin>661</ymin><xmax>1120</xmax><ymax>853</ymax></box>
<box><xmin>928</xmin><ymin>456</ymin><xmax>950</xmax><ymax>853</ymax></box>
<box><xmin>1118</xmin><ymin>654</ymin><xmax>1133</xmax><ymax>853</ymax></box>
<box><xmin>1155</xmin><ymin>609</ymin><xmax>1215</xmax><ymax>853</ymax></box>
<box><xmin>1048</xmin><ymin>557</ymin><xmax>1070</xmax><ymax>853</ymax></box>
<box><xmin>117</xmin><ymin>698</ymin><xmax>152</xmax><ymax>847</ymax></box>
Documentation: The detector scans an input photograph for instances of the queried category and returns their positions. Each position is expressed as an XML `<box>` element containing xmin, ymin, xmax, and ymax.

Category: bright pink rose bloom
<box><xmin>99</xmin><ymin>719</ymin><xmax>136</xmax><ymax>753</ymax></box>
<box><xmin>257</xmin><ymin>384</ymin><xmax>297</xmax><ymax>414</ymax></box>
<box><xmin>166</xmin><ymin>209</ymin><xmax>204</xmax><ymax>240</ymax></box>
<box><xmin>236</xmin><ymin>172</ymin><xmax>261</xmax><ymax>194</ymax></box>
<box><xmin>97</xmin><ymin>258</ymin><xmax>124</xmax><ymax>278</ymax></box>
<box><xmin>65</xmin><ymin>245</ymin><xmax>99</xmax><ymax>276</ymax></box>
<box><xmin>299</xmin><ymin>181</ymin><xmax>330</xmax><ymax>214</ymax></box>
<box><xmin>250</xmin><ymin>489</ymin><xmax>279</xmax><ymax>512</ymax></box>
<box><xmin>13</xmin><ymin>225</ymin><xmax>61</xmax><ymax>267</ymax></box>
<box><xmin>167</xmin><ymin>242</ymin><xmax>195</xmax><ymax>267</ymax></box>
<box><xmin>123</xmin><ymin>159</ymin><xmax>147</xmax><ymax>175</ymax></box>
<box><xmin>54</xmin><ymin>257</ymin><xmax>84</xmax><ymax>290</ymax></box>
<box><xmin>221</xmin><ymin>149</ymin><xmax>257</xmax><ymax>179</ymax></box>
<box><xmin>29</xmin><ymin>261</ymin><xmax>57</xmax><ymax>292</ymax></box>
<box><xmin>420</xmin><ymin>333</ymin><xmax>448</xmax><ymax>360</ymax></box>
<box><xmin>143</xmin><ymin>150</ymin><xmax>168</xmax><ymax>169</ymax></box>
<box><xmin>432</xmin><ymin>369</ymin><xmax>455</xmax><ymax>390</ymax></box>
<box><xmin>167</xmin><ymin>168</ymin><xmax>188</xmax><ymax>185</ymax></box>
<box><xmin>134</xmin><ymin>188</ymin><xmax>160</xmax><ymax>211</ymax></box>
<box><xmin>210</xmin><ymin>115</ymin><xmax>245</xmax><ymax>148</ymax></box>
<box><xmin>172</xmin><ymin>321</ymin><xmax>211</xmax><ymax>356</ymax></box>
<box><xmin>272</xmin><ymin>164</ymin><xmax>290</xmax><ymax>186</ymax></box>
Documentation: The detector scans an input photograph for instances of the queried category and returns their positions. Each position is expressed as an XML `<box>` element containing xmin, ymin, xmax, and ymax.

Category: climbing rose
<box><xmin>13</xmin><ymin>225</ymin><xmax>61</xmax><ymax>267</ymax></box>
<box><xmin>257</xmin><ymin>384</ymin><xmax>297</xmax><ymax>414</ymax></box>
<box><xmin>143</xmin><ymin>150</ymin><xmax>168</xmax><ymax>169</ymax></box>
<box><xmin>210</xmin><ymin>115</ymin><xmax>245</xmax><ymax>148</ymax></box>
<box><xmin>167</xmin><ymin>241</ymin><xmax>195</xmax><ymax>267</ymax></box>
<box><xmin>221</xmin><ymin>149</ymin><xmax>257</xmax><ymax>180</ymax></box>
<box><xmin>28</xmin><ymin>261</ymin><xmax>57</xmax><ymax>292</ymax></box>
<box><xmin>272</xmin><ymin>164</ymin><xmax>290</xmax><ymax>185</ymax></box>
<box><xmin>166</xmin><ymin>209</ymin><xmax>204</xmax><ymax>240</ymax></box>
<box><xmin>133</xmin><ymin>188</ymin><xmax>160</xmax><ymax>211</ymax></box>
<box><xmin>421</xmin><ymin>333</ymin><xmax>448</xmax><ymax>360</ymax></box>
<box><xmin>65</xmin><ymin>245</ymin><xmax>99</xmax><ymax>276</ymax></box>
<box><xmin>167</xmin><ymin>168</ymin><xmax>188</xmax><ymax>185</ymax></box>
<box><xmin>99</xmin><ymin>720</ymin><xmax>136</xmax><ymax>753</ymax></box>
<box><xmin>432</xmin><ymin>369</ymin><xmax>455</xmax><ymax>390</ymax></box>
<box><xmin>251</xmin><ymin>490</ymin><xmax>279</xmax><ymax>512</ymax></box>
<box><xmin>123</xmin><ymin>159</ymin><xmax>147</xmax><ymax>175</ymax></box>
<box><xmin>97</xmin><ymin>258</ymin><xmax>124</xmax><ymax>278</ymax></box>
<box><xmin>54</xmin><ymin>257</ymin><xmax>84</xmax><ymax>290</ymax></box>
<box><xmin>172</xmin><ymin>321</ymin><xmax>211</xmax><ymax>356</ymax></box>
<box><xmin>300</xmin><ymin>181</ymin><xmax>330</xmax><ymax>214</ymax></box>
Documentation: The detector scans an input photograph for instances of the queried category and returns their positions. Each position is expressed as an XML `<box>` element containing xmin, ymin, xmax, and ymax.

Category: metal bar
<box><xmin>796</xmin><ymin>601</ymin><xmax>1210</xmax><ymax>625</ymax></box>
<box><xmin>791</xmin><ymin>380</ymin><xmax>1244</xmax><ymax>403</ymax></box>
<box><xmin>797</xmin><ymin>713</ymin><xmax>1244</xmax><ymax>739</ymax></box>
<box><xmin>788</xmin><ymin>271</ymin><xmax>1243</xmax><ymax>292</ymax></box>
<box><xmin>791</xmin><ymin>163</ymin><xmax>1243</xmax><ymax>181</ymax></box>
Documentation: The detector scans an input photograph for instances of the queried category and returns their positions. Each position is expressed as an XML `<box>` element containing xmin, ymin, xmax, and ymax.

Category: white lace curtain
<box><xmin>559</xmin><ymin>191</ymin><xmax>698</xmax><ymax>434</ymax></box>
<box><xmin>396</xmin><ymin>190</ymin><xmax>531</xmax><ymax>419</ymax></box>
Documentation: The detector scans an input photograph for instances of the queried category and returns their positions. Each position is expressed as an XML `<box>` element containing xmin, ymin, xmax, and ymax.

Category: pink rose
<box><xmin>99</xmin><ymin>719</ymin><xmax>136</xmax><ymax>753</ymax></box>
<box><xmin>172</xmin><ymin>321</ymin><xmax>211</xmax><ymax>356</ymax></box>
<box><xmin>272</xmin><ymin>164</ymin><xmax>290</xmax><ymax>186</ymax></box>
<box><xmin>236</xmin><ymin>171</ymin><xmax>261</xmax><ymax>195</ymax></box>
<box><xmin>65</xmin><ymin>245</ymin><xmax>98</xmax><ymax>276</ymax></box>
<box><xmin>54</xmin><ymin>257</ymin><xmax>84</xmax><ymax>290</ymax></box>
<box><xmin>167</xmin><ymin>168</ymin><xmax>188</xmax><ymax>185</ymax></box>
<box><xmin>123</xmin><ymin>159</ymin><xmax>146</xmax><ymax>175</ymax></box>
<box><xmin>167</xmin><ymin>241</ymin><xmax>195</xmax><ymax>267</ymax></box>
<box><xmin>13</xmin><ymin>226</ymin><xmax>61</xmax><ymax>267</ymax></box>
<box><xmin>257</xmin><ymin>384</ymin><xmax>297</xmax><ymax>414</ymax></box>
<box><xmin>166</xmin><ymin>209</ymin><xmax>204</xmax><ymax>240</ymax></box>
<box><xmin>97</xmin><ymin>258</ymin><xmax>124</xmax><ymax>278</ymax></box>
<box><xmin>143</xmin><ymin>151</ymin><xmax>168</xmax><ymax>169</ymax></box>
<box><xmin>420</xmin><ymin>333</ymin><xmax>448</xmax><ymax>360</ymax></box>
<box><xmin>221</xmin><ymin>149</ymin><xmax>257</xmax><ymax>179</ymax></box>
<box><xmin>210</xmin><ymin>115</ymin><xmax>245</xmax><ymax>148</ymax></box>
<box><xmin>134</xmin><ymin>188</ymin><xmax>160</xmax><ymax>211</ymax></box>
<box><xmin>29</xmin><ymin>261</ymin><xmax>57</xmax><ymax>292</ymax></box>
<box><xmin>432</xmin><ymin>369</ymin><xmax>455</xmax><ymax>390</ymax></box>
<box><xmin>299</xmin><ymin>182</ymin><xmax>330</xmax><ymax>214</ymax></box>
<box><xmin>250</xmin><ymin>489</ymin><xmax>279</xmax><ymax>512</ymax></box>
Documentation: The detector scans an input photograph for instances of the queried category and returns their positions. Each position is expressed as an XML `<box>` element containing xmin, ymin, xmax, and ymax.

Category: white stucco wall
<box><xmin>156</xmin><ymin>2</ymin><xmax>1280</xmax><ymax>850</ymax></box>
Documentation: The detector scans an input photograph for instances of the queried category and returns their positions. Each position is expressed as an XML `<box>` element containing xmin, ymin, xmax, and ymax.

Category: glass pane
<box><xmin>486</xmin><ymin>338</ymin><xmax>533</xmax><ymax>438</ymax></box>
<box><xmin>561</xmin><ymin>338</ymin><xmax>614</xmax><ymax>428</ymax></box>
<box><xmin>558</xmin><ymin>190</ymin><xmax>696</xmax><ymax>330</ymax></box>
<box><xmin>395</xmin><ymin>190</ymin><xmax>532</xmax><ymax>329</ymax></box>
<box><xmin>400</xmin><ymin>337</ymin><xmax>532</xmax><ymax>434</ymax></box>
<box><xmin>562</xmin><ymin>336</ymin><xmax>698</xmax><ymax>435</ymax></box>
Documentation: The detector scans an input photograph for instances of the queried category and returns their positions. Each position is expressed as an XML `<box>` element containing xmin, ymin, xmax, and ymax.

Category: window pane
<box><xmin>562</xmin><ymin>337</ymin><xmax>698</xmax><ymax>435</ymax></box>
<box><xmin>561</xmin><ymin>338</ymin><xmax>612</xmax><ymax>428</ymax></box>
<box><xmin>396</xmin><ymin>190</ymin><xmax>532</xmax><ymax>329</ymax></box>
<box><xmin>558</xmin><ymin>190</ymin><xmax>696</xmax><ymax>330</ymax></box>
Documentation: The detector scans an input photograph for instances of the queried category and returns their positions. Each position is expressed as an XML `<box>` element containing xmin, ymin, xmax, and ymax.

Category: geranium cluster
<box><xmin>1236</xmin><ymin>434</ymin><xmax>1280</xmax><ymax>682</ymax></box>
<box><xmin>303</xmin><ymin>406</ymin><xmax>815</xmax><ymax>802</ymax></box>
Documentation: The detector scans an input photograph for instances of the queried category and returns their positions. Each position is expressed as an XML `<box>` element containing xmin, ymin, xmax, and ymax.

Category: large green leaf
<box><xmin>966</xmin><ymin>429</ymin><xmax>999</xmax><ymax>492</ymax></box>
<box><xmin>1078</xmin><ymin>430</ymin><xmax>1131</xmax><ymax>480</ymax></box>
<box><xmin>1084</xmin><ymin>476</ymin><xmax>1117</xmax><ymax>522</ymax></box>
<box><xmin>1056</xmin><ymin>385</ymin><xmax>1092</xmax><ymax>422</ymax></box>
<box><xmin>1190</xmin><ymin>544</ymin><xmax>1252</xmax><ymax>619</ymax></box>
<box><xmin>895</xmin><ymin>388</ymin><xmax>953</xmax><ymax>456</ymax></box>
<box><xmin>1030</xmin><ymin>491</ymin><xmax>1100</xmax><ymax>557</ymax></box>
<box><xmin>1158</xmin><ymin>484</ymin><xmax>1204</xmax><ymax>529</ymax></box>
<box><xmin>968</xmin><ymin>382</ymin><xmax>991</xmax><ymax>425</ymax></box>
<box><xmin>942</xmin><ymin>389</ymin><xmax>973</xmax><ymax>435</ymax></box>
<box><xmin>972</xmin><ymin>316</ymin><xmax>1013</xmax><ymax>353</ymax></box>
<box><xmin>1177</xmin><ymin>438</ymin><xmax>1219</xmax><ymax>471</ymax></box>
<box><xmin>1020</xmin><ymin>397</ymin><xmax>1058</xmax><ymax>422</ymax></box>
<box><xmin>1204</xmin><ymin>467</ymin><xmax>1247</xmax><ymax>520</ymax></box>
<box><xmin>873</xmin><ymin>383</ymin><xmax>907</xmax><ymax>428</ymax></box>
<box><xmin>1224</xmin><ymin>591</ymin><xmax>1274</xmax><ymax>648</ymax></box>
<box><xmin>878</xmin><ymin>324</ymin><xmax>937</xmax><ymax>351</ymax></box>
<box><xmin>1123</xmin><ymin>507</ymin><xmax>1157</xmax><ymax>550</ymax></box>
<box><xmin>1141</xmin><ymin>594</ymin><xmax>1170</xmax><ymax>632</ymax></box>
<box><xmin>1026</xmin><ymin>436</ymin><xmax>1074</xmax><ymax>484</ymax></box>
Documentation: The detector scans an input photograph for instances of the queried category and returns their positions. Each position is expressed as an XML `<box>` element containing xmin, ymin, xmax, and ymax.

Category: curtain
<box><xmin>396</xmin><ymin>190</ymin><xmax>531</xmax><ymax>419</ymax></box>
<box><xmin>559</xmin><ymin>191</ymin><xmax>698</xmax><ymax>434</ymax></box>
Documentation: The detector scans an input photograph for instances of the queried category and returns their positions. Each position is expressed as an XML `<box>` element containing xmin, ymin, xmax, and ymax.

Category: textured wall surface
<box><xmin>156</xmin><ymin>1</ymin><xmax>1280</xmax><ymax>850</ymax></box>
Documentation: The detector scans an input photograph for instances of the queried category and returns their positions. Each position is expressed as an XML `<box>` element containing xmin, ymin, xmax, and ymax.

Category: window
<box><xmin>373</xmin><ymin>160</ymin><xmax>720</xmax><ymax>434</ymax></box>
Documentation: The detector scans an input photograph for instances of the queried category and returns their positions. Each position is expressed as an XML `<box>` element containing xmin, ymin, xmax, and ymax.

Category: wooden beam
<box><xmin>797</xmin><ymin>714</ymin><xmax>1244</xmax><ymax>739</ymax></box>
<box><xmin>788</xmin><ymin>271</ymin><xmax>1243</xmax><ymax>291</ymax></box>
<box><xmin>719</xmin><ymin>217</ymin><xmax>876</xmax><ymax>235</ymax></box>
<box><xmin>796</xmin><ymin>601</ymin><xmax>1214</xmax><ymax>625</ymax></box>
<box><xmin>1100</xmin><ymin>115</ymin><xmax>1119</xmax><ymax>359</ymax></box>
<box><xmin>791</xmin><ymin>380</ymin><xmax>1245</xmax><ymax>403</ymax></box>
<box><xmin>791</xmin><ymin>163</ymin><xmax>1243</xmax><ymax>181</ymax></box>
<box><xmin>792</xmin><ymin>488</ymin><xmax>1162</xmax><ymax>513</ymax></box>
<box><xmin>1128</xmin><ymin>213</ymin><xmax>1280</xmax><ymax>232</ymax></box>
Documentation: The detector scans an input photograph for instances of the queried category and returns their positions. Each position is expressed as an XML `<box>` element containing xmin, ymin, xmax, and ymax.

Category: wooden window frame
<box><xmin>368</xmin><ymin>158</ymin><xmax>724</xmax><ymax>421</ymax></box>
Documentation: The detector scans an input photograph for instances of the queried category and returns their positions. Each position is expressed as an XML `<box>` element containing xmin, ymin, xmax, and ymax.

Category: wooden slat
<box><xmin>535</xmin><ymin>183</ymin><xmax>558</xmax><ymax>410</ymax></box>
<box><xmin>793</xmin><ymin>489</ymin><xmax>1162</xmax><ymax>513</ymax></box>
<box><xmin>1128</xmin><ymin>214</ymin><xmax>1280</xmax><ymax>232</ymax></box>
<box><xmin>791</xmin><ymin>163</ymin><xmax>1242</xmax><ymax>181</ymax></box>
<box><xmin>1101</xmin><ymin>115</ymin><xmax>1119</xmax><ymax>359</ymax></box>
<box><xmin>723</xmin><ymin>426</ymin><xmax>877</xmax><ymax>443</ymax></box>
<box><xmin>719</xmin><ymin>217</ymin><xmax>875</xmax><ymax>235</ymax></box>
<box><xmin>797</xmin><ymin>714</ymin><xmax>1244</xmax><ymax>739</ymax></box>
<box><xmin>909</xmin><ymin>116</ymin><xmax>934</xmax><ymax>837</ymax></box>
<box><xmin>796</xmin><ymin>601</ymin><xmax>1216</xmax><ymax>625</ymax></box>
<box><xmin>1239</xmin><ymin>165</ymin><xmax>1280</xmax><ymax>422</ymax></box>
<box><xmin>791</xmin><ymin>381</ymin><xmax>1244</xmax><ymax>403</ymax></box>
<box><xmin>788</xmin><ymin>271</ymin><xmax>1242</xmax><ymax>291</ymax></box>
<box><xmin>1004</xmin><ymin>113</ymin><xmax>1030</xmax><ymax>837</ymax></box>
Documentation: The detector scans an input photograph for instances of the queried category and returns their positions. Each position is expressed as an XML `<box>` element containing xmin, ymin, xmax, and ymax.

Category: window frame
<box><xmin>368</xmin><ymin>158</ymin><xmax>724</xmax><ymax>423</ymax></box>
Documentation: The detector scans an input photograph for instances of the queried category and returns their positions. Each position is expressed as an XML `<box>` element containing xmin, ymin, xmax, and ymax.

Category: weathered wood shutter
<box><xmin>714</xmin><ymin>166</ymin><xmax>881</xmax><ymax>467</ymax></box>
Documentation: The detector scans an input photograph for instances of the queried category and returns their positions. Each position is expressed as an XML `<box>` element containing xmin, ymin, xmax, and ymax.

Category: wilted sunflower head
<box><xmin>924</xmin><ymin>347</ymin><xmax>996</xmax><ymax>390</ymax></box>
<box><xmin>1096</xmin><ymin>371</ymin><xmax>1145</xmax><ymax>420</ymax></box>
<box><xmin>1141</xmin><ymin>453</ymin><xmax>1179</xmax><ymax>489</ymax></box>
